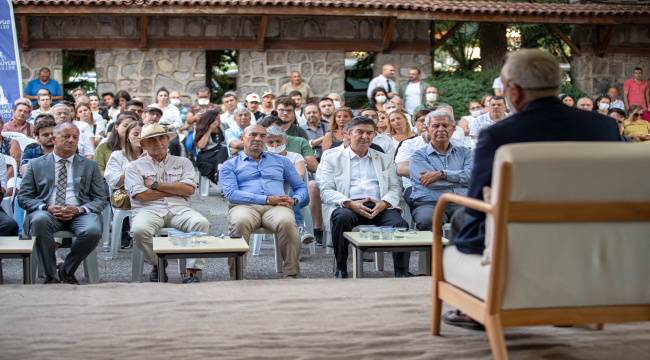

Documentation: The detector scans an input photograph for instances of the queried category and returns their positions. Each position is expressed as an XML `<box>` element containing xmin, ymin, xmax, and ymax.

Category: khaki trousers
<box><xmin>228</xmin><ymin>204</ymin><xmax>300</xmax><ymax>277</ymax></box>
<box><xmin>131</xmin><ymin>208</ymin><xmax>210</xmax><ymax>270</ymax></box>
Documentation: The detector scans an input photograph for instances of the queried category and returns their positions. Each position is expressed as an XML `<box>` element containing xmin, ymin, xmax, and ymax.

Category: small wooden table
<box><xmin>153</xmin><ymin>236</ymin><xmax>249</xmax><ymax>282</ymax></box>
<box><xmin>0</xmin><ymin>237</ymin><xmax>34</xmax><ymax>284</ymax></box>
<box><xmin>343</xmin><ymin>231</ymin><xmax>448</xmax><ymax>278</ymax></box>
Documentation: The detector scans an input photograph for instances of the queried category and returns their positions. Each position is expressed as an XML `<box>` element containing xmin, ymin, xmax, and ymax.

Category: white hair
<box><xmin>502</xmin><ymin>49</ymin><xmax>561</xmax><ymax>95</ymax></box>
<box><xmin>424</xmin><ymin>108</ymin><xmax>455</xmax><ymax>127</ymax></box>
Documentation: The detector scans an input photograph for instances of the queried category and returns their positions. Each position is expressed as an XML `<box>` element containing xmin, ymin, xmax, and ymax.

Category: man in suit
<box><xmin>446</xmin><ymin>48</ymin><xmax>621</xmax><ymax>329</ymax></box>
<box><xmin>18</xmin><ymin>122</ymin><xmax>108</xmax><ymax>284</ymax></box>
<box><xmin>318</xmin><ymin>116</ymin><xmax>409</xmax><ymax>278</ymax></box>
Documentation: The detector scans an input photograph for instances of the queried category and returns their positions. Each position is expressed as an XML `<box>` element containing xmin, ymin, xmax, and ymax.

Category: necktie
<box><xmin>386</xmin><ymin>79</ymin><xmax>392</xmax><ymax>93</ymax></box>
<box><xmin>55</xmin><ymin>158</ymin><xmax>67</xmax><ymax>206</ymax></box>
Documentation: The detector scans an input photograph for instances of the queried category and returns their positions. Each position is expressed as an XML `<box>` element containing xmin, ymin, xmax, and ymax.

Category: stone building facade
<box><xmin>19</xmin><ymin>15</ymin><xmax>432</xmax><ymax>104</ymax></box>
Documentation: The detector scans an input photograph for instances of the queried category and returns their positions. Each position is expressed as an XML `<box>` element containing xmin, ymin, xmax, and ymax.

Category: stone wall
<box><xmin>570</xmin><ymin>24</ymin><xmax>650</xmax><ymax>96</ymax></box>
<box><xmin>95</xmin><ymin>49</ymin><xmax>206</xmax><ymax>105</ymax></box>
<box><xmin>373</xmin><ymin>53</ymin><xmax>433</xmax><ymax>88</ymax></box>
<box><xmin>237</xmin><ymin>50</ymin><xmax>345</xmax><ymax>99</ymax></box>
<box><xmin>20</xmin><ymin>50</ymin><xmax>63</xmax><ymax>88</ymax></box>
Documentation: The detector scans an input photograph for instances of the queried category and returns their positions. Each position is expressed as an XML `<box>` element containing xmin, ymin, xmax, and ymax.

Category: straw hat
<box><xmin>139</xmin><ymin>123</ymin><xmax>177</xmax><ymax>140</ymax></box>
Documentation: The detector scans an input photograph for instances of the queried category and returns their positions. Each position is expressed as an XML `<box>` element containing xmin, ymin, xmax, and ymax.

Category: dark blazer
<box><xmin>18</xmin><ymin>153</ymin><xmax>109</xmax><ymax>214</ymax></box>
<box><xmin>455</xmin><ymin>97</ymin><xmax>622</xmax><ymax>254</ymax></box>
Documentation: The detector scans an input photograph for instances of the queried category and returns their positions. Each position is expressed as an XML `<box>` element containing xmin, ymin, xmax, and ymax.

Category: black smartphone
<box><xmin>363</xmin><ymin>201</ymin><xmax>376</xmax><ymax>209</ymax></box>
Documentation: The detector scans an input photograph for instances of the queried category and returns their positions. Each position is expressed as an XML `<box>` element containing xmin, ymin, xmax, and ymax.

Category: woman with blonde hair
<box><xmin>623</xmin><ymin>105</ymin><xmax>650</xmax><ymax>141</ymax></box>
<box><xmin>386</xmin><ymin>110</ymin><xmax>415</xmax><ymax>148</ymax></box>
<box><xmin>321</xmin><ymin>107</ymin><xmax>353</xmax><ymax>151</ymax></box>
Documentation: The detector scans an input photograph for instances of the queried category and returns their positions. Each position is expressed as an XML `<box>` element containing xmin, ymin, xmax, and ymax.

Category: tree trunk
<box><xmin>479</xmin><ymin>22</ymin><xmax>507</xmax><ymax>71</ymax></box>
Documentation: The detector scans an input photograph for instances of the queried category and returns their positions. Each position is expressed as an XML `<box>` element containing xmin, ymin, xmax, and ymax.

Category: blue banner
<box><xmin>0</xmin><ymin>0</ymin><xmax>22</xmax><ymax>122</ymax></box>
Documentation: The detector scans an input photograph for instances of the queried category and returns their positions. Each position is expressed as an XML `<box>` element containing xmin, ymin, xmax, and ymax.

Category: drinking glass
<box><xmin>380</xmin><ymin>227</ymin><xmax>395</xmax><ymax>241</ymax></box>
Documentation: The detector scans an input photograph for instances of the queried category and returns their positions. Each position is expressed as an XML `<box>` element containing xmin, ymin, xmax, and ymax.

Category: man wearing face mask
<box><xmin>327</xmin><ymin>93</ymin><xmax>344</xmax><ymax>110</ymax></box>
<box><xmin>195</xmin><ymin>86</ymin><xmax>217</xmax><ymax>110</ymax></box>
<box><xmin>414</xmin><ymin>86</ymin><xmax>450</xmax><ymax>115</ymax></box>
<box><xmin>169</xmin><ymin>90</ymin><xmax>189</xmax><ymax>126</ymax></box>
<box><xmin>445</xmin><ymin>48</ymin><xmax>621</xmax><ymax>330</ymax></box>
<box><xmin>399</xmin><ymin>67</ymin><xmax>428</xmax><ymax>115</ymax></box>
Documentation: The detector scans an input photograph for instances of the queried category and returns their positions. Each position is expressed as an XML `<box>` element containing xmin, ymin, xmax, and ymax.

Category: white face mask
<box><xmin>197</xmin><ymin>98</ymin><xmax>209</xmax><ymax>106</ymax></box>
<box><xmin>598</xmin><ymin>102</ymin><xmax>610</xmax><ymax>111</ymax></box>
<box><xmin>375</xmin><ymin>95</ymin><xmax>387</xmax><ymax>104</ymax></box>
<box><xmin>333</xmin><ymin>100</ymin><xmax>342</xmax><ymax>109</ymax></box>
<box><xmin>267</xmin><ymin>144</ymin><xmax>286</xmax><ymax>154</ymax></box>
<box><xmin>470</xmin><ymin>110</ymin><xmax>482</xmax><ymax>117</ymax></box>
<box><xmin>170</xmin><ymin>98</ymin><xmax>181</xmax><ymax>106</ymax></box>
<box><xmin>425</xmin><ymin>93</ymin><xmax>438</xmax><ymax>102</ymax></box>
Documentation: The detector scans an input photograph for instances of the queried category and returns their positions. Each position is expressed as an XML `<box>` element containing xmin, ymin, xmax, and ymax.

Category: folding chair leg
<box><xmin>83</xmin><ymin>246</ymin><xmax>99</xmax><ymax>284</ymax></box>
<box><xmin>485</xmin><ymin>314</ymin><xmax>508</xmax><ymax>360</ymax></box>
<box><xmin>272</xmin><ymin>235</ymin><xmax>282</xmax><ymax>273</ymax></box>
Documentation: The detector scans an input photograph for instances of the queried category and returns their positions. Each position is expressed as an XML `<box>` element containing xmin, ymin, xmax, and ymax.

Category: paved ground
<box><xmin>1</xmin><ymin>183</ymin><xmax>424</xmax><ymax>284</ymax></box>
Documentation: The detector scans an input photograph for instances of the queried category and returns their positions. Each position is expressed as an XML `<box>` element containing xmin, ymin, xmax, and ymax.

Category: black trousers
<box><xmin>0</xmin><ymin>208</ymin><xmax>18</xmax><ymax>236</ymax></box>
<box><xmin>330</xmin><ymin>208</ymin><xmax>409</xmax><ymax>273</ymax></box>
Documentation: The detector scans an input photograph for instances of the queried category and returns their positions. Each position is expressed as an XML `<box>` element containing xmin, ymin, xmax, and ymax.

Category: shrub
<box><xmin>425</xmin><ymin>69</ymin><xmax>500</xmax><ymax>118</ymax></box>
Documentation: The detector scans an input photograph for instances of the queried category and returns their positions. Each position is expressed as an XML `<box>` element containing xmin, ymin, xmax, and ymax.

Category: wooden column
<box><xmin>257</xmin><ymin>15</ymin><xmax>268</xmax><ymax>52</ymax></box>
<box><xmin>382</xmin><ymin>17</ymin><xmax>397</xmax><ymax>53</ymax></box>
<box><xmin>19</xmin><ymin>16</ymin><xmax>30</xmax><ymax>50</ymax></box>
<box><xmin>140</xmin><ymin>16</ymin><xmax>149</xmax><ymax>49</ymax></box>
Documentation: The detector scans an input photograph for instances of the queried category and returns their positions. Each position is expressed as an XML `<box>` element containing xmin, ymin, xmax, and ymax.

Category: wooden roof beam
<box><xmin>140</xmin><ymin>15</ymin><xmax>148</xmax><ymax>49</ymax></box>
<box><xmin>546</xmin><ymin>23</ymin><xmax>581</xmax><ymax>57</ymax></box>
<box><xmin>594</xmin><ymin>25</ymin><xmax>615</xmax><ymax>57</ymax></box>
<box><xmin>433</xmin><ymin>21</ymin><xmax>464</xmax><ymax>51</ymax></box>
<box><xmin>257</xmin><ymin>15</ymin><xmax>268</xmax><ymax>52</ymax></box>
<box><xmin>19</xmin><ymin>16</ymin><xmax>29</xmax><ymax>50</ymax></box>
<box><xmin>382</xmin><ymin>17</ymin><xmax>397</xmax><ymax>53</ymax></box>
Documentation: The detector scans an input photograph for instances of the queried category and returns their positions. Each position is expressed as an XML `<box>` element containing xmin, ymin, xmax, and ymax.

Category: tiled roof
<box><xmin>12</xmin><ymin>0</ymin><xmax>650</xmax><ymax>18</ymax></box>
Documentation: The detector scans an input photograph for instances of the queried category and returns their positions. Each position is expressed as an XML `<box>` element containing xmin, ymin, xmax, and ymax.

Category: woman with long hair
<box><xmin>194</xmin><ymin>110</ymin><xmax>228</xmax><ymax>184</ymax></box>
<box><xmin>154</xmin><ymin>87</ymin><xmax>181</xmax><ymax>129</ymax></box>
<box><xmin>94</xmin><ymin>111</ymin><xmax>140</xmax><ymax>175</ymax></box>
<box><xmin>623</xmin><ymin>105</ymin><xmax>650</xmax><ymax>141</ymax></box>
<box><xmin>74</xmin><ymin>102</ymin><xmax>101</xmax><ymax>149</ymax></box>
<box><xmin>88</xmin><ymin>93</ymin><xmax>108</xmax><ymax>137</ymax></box>
<box><xmin>387</xmin><ymin>110</ymin><xmax>415</xmax><ymax>147</ymax></box>
<box><xmin>321</xmin><ymin>107</ymin><xmax>353</xmax><ymax>151</ymax></box>
<box><xmin>370</xmin><ymin>87</ymin><xmax>388</xmax><ymax>112</ymax></box>
<box><xmin>115</xmin><ymin>90</ymin><xmax>131</xmax><ymax>115</ymax></box>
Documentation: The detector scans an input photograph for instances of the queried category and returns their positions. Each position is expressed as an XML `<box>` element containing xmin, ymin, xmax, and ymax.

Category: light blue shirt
<box><xmin>219</xmin><ymin>151</ymin><xmax>308</xmax><ymax>206</ymax></box>
<box><xmin>224</xmin><ymin>125</ymin><xmax>244</xmax><ymax>148</ymax></box>
<box><xmin>409</xmin><ymin>143</ymin><xmax>473</xmax><ymax>203</ymax></box>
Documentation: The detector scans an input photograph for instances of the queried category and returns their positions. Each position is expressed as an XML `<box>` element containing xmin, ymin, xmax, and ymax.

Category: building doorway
<box><xmin>206</xmin><ymin>50</ymin><xmax>238</xmax><ymax>104</ymax></box>
<box><xmin>62</xmin><ymin>50</ymin><xmax>96</xmax><ymax>101</ymax></box>
<box><xmin>344</xmin><ymin>51</ymin><xmax>375</xmax><ymax>108</ymax></box>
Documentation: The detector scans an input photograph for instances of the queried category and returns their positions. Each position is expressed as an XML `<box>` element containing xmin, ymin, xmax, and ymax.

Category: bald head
<box><xmin>381</xmin><ymin>64</ymin><xmax>396</xmax><ymax>79</ymax></box>
<box><xmin>243</xmin><ymin>124</ymin><xmax>267</xmax><ymax>157</ymax></box>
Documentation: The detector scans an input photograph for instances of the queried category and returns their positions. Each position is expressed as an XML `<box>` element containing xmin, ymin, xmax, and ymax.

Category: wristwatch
<box><xmin>440</xmin><ymin>170</ymin><xmax>447</xmax><ymax>180</ymax></box>
<box><xmin>293</xmin><ymin>197</ymin><xmax>300</xmax><ymax>206</ymax></box>
<box><xmin>150</xmin><ymin>181</ymin><xmax>160</xmax><ymax>190</ymax></box>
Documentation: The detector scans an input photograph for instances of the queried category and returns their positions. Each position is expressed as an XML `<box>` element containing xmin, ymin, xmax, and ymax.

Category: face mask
<box><xmin>170</xmin><ymin>98</ymin><xmax>181</xmax><ymax>106</ymax></box>
<box><xmin>425</xmin><ymin>93</ymin><xmax>438</xmax><ymax>102</ymax></box>
<box><xmin>598</xmin><ymin>102</ymin><xmax>610</xmax><ymax>111</ymax></box>
<box><xmin>333</xmin><ymin>100</ymin><xmax>342</xmax><ymax>109</ymax></box>
<box><xmin>267</xmin><ymin>144</ymin><xmax>286</xmax><ymax>154</ymax></box>
<box><xmin>375</xmin><ymin>95</ymin><xmax>387</xmax><ymax>104</ymax></box>
<box><xmin>197</xmin><ymin>98</ymin><xmax>209</xmax><ymax>106</ymax></box>
<box><xmin>470</xmin><ymin>110</ymin><xmax>482</xmax><ymax>117</ymax></box>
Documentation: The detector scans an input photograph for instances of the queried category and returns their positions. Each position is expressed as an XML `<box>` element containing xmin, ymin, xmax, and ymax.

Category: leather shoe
<box><xmin>394</xmin><ymin>270</ymin><xmax>415</xmax><ymax>278</ymax></box>
<box><xmin>58</xmin><ymin>268</ymin><xmax>79</xmax><ymax>285</ymax></box>
<box><xmin>149</xmin><ymin>265</ymin><xmax>169</xmax><ymax>282</ymax></box>
<box><xmin>442</xmin><ymin>310</ymin><xmax>485</xmax><ymax>331</ymax></box>
<box><xmin>43</xmin><ymin>276</ymin><xmax>60</xmax><ymax>284</ymax></box>
<box><xmin>334</xmin><ymin>270</ymin><xmax>348</xmax><ymax>279</ymax></box>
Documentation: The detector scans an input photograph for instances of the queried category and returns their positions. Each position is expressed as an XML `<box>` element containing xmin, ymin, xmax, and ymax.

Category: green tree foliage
<box><xmin>426</xmin><ymin>69</ymin><xmax>500</xmax><ymax>118</ymax></box>
<box><xmin>434</xmin><ymin>21</ymin><xmax>480</xmax><ymax>72</ymax></box>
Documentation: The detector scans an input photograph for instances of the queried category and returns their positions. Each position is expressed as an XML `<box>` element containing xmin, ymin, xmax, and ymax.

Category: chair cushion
<box><xmin>443</xmin><ymin>246</ymin><xmax>490</xmax><ymax>301</ymax></box>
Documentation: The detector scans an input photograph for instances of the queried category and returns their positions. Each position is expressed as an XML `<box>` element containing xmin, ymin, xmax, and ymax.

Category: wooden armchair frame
<box><xmin>431</xmin><ymin>162</ymin><xmax>650</xmax><ymax>360</ymax></box>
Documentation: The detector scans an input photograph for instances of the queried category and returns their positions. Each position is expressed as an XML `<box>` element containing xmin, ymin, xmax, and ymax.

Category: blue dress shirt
<box><xmin>408</xmin><ymin>143</ymin><xmax>473</xmax><ymax>203</ymax></box>
<box><xmin>219</xmin><ymin>151</ymin><xmax>308</xmax><ymax>206</ymax></box>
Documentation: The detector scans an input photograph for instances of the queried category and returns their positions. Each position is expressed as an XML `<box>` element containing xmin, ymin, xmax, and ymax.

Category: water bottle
<box><xmin>99</xmin><ymin>240</ymin><xmax>112</xmax><ymax>272</ymax></box>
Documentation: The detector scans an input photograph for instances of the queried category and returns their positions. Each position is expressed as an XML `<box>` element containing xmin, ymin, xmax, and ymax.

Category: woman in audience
<box><xmin>74</xmin><ymin>102</ymin><xmax>100</xmax><ymax>149</ymax></box>
<box><xmin>104</xmin><ymin>122</ymin><xmax>143</xmax><ymax>249</ymax></box>
<box><xmin>560</xmin><ymin>94</ymin><xmax>575</xmax><ymax>107</ymax></box>
<box><xmin>594</xmin><ymin>95</ymin><xmax>612</xmax><ymax>115</ymax></box>
<box><xmin>103</xmin><ymin>92</ymin><xmax>121</xmax><ymax>124</ymax></box>
<box><xmin>94</xmin><ymin>111</ymin><xmax>140</xmax><ymax>175</ymax></box>
<box><xmin>376</xmin><ymin>110</ymin><xmax>389</xmax><ymax>133</ymax></box>
<box><xmin>386</xmin><ymin>110</ymin><xmax>415</xmax><ymax>148</ymax></box>
<box><xmin>370</xmin><ymin>87</ymin><xmax>389</xmax><ymax>112</ymax></box>
<box><xmin>413</xmin><ymin>109</ymin><xmax>430</xmax><ymax>136</ymax></box>
<box><xmin>154</xmin><ymin>87</ymin><xmax>181</xmax><ymax>129</ymax></box>
<box><xmin>321</xmin><ymin>107</ymin><xmax>353</xmax><ymax>151</ymax></box>
<box><xmin>623</xmin><ymin>105</ymin><xmax>650</xmax><ymax>141</ymax></box>
<box><xmin>88</xmin><ymin>93</ymin><xmax>108</xmax><ymax>138</ymax></box>
<box><xmin>194</xmin><ymin>110</ymin><xmax>228</xmax><ymax>184</ymax></box>
<box><xmin>0</xmin><ymin>118</ymin><xmax>21</xmax><ymax>183</ymax></box>
<box><xmin>480</xmin><ymin>94</ymin><xmax>493</xmax><ymax>110</ymax></box>
<box><xmin>114</xmin><ymin>90</ymin><xmax>131</xmax><ymax>120</ymax></box>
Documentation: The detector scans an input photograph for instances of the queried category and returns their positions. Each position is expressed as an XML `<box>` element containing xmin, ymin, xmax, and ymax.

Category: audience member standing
<box><xmin>624</xmin><ymin>67</ymin><xmax>649</xmax><ymax>111</ymax></box>
<box><xmin>24</xmin><ymin>67</ymin><xmax>63</xmax><ymax>107</ymax></box>
<box><xmin>367</xmin><ymin>64</ymin><xmax>397</xmax><ymax>100</ymax></box>
<box><xmin>280</xmin><ymin>71</ymin><xmax>313</xmax><ymax>99</ymax></box>
<box><xmin>399</xmin><ymin>67</ymin><xmax>427</xmax><ymax>115</ymax></box>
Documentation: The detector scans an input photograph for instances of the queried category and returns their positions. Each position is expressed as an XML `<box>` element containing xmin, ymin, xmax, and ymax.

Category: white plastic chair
<box><xmin>30</xmin><ymin>230</ymin><xmax>99</xmax><ymax>284</ymax></box>
<box><xmin>199</xmin><ymin>176</ymin><xmax>210</xmax><ymax>197</ymax></box>
<box><xmin>131</xmin><ymin>227</ymin><xmax>176</xmax><ymax>282</ymax></box>
<box><xmin>110</xmin><ymin>208</ymin><xmax>132</xmax><ymax>256</ymax></box>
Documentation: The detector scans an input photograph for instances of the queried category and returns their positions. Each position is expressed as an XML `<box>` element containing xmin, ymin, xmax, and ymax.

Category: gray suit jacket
<box><xmin>18</xmin><ymin>153</ymin><xmax>108</xmax><ymax>214</ymax></box>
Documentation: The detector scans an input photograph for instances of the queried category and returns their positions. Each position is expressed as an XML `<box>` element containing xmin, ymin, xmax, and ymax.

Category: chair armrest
<box><xmin>431</xmin><ymin>193</ymin><xmax>492</xmax><ymax>282</ymax></box>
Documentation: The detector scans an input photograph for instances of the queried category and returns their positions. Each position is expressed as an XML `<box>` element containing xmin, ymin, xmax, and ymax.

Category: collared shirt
<box><xmin>624</xmin><ymin>78</ymin><xmax>649</xmax><ymax>110</ymax></box>
<box><xmin>219</xmin><ymin>151</ymin><xmax>308</xmax><ymax>206</ymax></box>
<box><xmin>124</xmin><ymin>154</ymin><xmax>196</xmax><ymax>215</ymax></box>
<box><xmin>469</xmin><ymin>112</ymin><xmax>497</xmax><ymax>138</ymax></box>
<box><xmin>409</xmin><ymin>143</ymin><xmax>473</xmax><ymax>203</ymax></box>
<box><xmin>395</xmin><ymin>135</ymin><xmax>427</xmax><ymax>188</ymax></box>
<box><xmin>286</xmin><ymin>135</ymin><xmax>315</xmax><ymax>159</ymax></box>
<box><xmin>21</xmin><ymin>142</ymin><xmax>45</xmax><ymax>166</ymax></box>
<box><xmin>404</xmin><ymin>81</ymin><xmax>422</xmax><ymax>114</ymax></box>
<box><xmin>367</xmin><ymin>74</ymin><xmax>396</xmax><ymax>99</ymax></box>
<box><xmin>24</xmin><ymin>78</ymin><xmax>63</xmax><ymax>106</ymax></box>
<box><xmin>3</xmin><ymin>121</ymin><xmax>33</xmax><ymax>137</ymax></box>
<box><xmin>348</xmin><ymin>147</ymin><xmax>381</xmax><ymax>201</ymax></box>
<box><xmin>225</xmin><ymin>125</ymin><xmax>244</xmax><ymax>148</ymax></box>
<box><xmin>221</xmin><ymin>111</ymin><xmax>237</xmax><ymax>130</ymax></box>
<box><xmin>286</xmin><ymin>123</ymin><xmax>309</xmax><ymax>140</ymax></box>
<box><xmin>373</xmin><ymin>132</ymin><xmax>396</xmax><ymax>157</ymax></box>
<box><xmin>50</xmin><ymin>153</ymin><xmax>78</xmax><ymax>206</ymax></box>
<box><xmin>301</xmin><ymin>122</ymin><xmax>327</xmax><ymax>158</ymax></box>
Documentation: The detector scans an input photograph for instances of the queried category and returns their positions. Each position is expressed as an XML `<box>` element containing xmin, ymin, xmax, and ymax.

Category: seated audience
<box><xmin>623</xmin><ymin>105</ymin><xmax>650</xmax><ymax>141</ymax></box>
<box><xmin>194</xmin><ymin>110</ymin><xmax>228</xmax><ymax>185</ymax></box>
<box><xmin>370</xmin><ymin>87</ymin><xmax>389</xmax><ymax>112</ymax></box>
<box><xmin>275</xmin><ymin>96</ymin><xmax>309</xmax><ymax>140</ymax></box>
<box><xmin>576</xmin><ymin>96</ymin><xmax>594</xmax><ymax>111</ymax></box>
<box><xmin>220</xmin><ymin>124</ymin><xmax>308</xmax><ymax>278</ymax></box>
<box><xmin>386</xmin><ymin>110</ymin><xmax>416</xmax><ymax>151</ymax></box>
<box><xmin>225</xmin><ymin>108</ymin><xmax>253</xmax><ymax>156</ymax></box>
<box><xmin>0</xmin><ymin>154</ymin><xmax>18</xmax><ymax>236</ymax></box>
<box><xmin>594</xmin><ymin>95</ymin><xmax>612</xmax><ymax>115</ymax></box>
<box><xmin>301</xmin><ymin>103</ymin><xmax>327</xmax><ymax>161</ymax></box>
<box><xmin>18</xmin><ymin>122</ymin><xmax>108</xmax><ymax>284</ymax></box>
<box><xmin>51</xmin><ymin>103</ymin><xmax>94</xmax><ymax>159</ymax></box>
<box><xmin>126</xmin><ymin>123</ymin><xmax>209</xmax><ymax>283</ymax></box>
<box><xmin>560</xmin><ymin>94</ymin><xmax>575</xmax><ymax>107</ymax></box>
<box><xmin>359</xmin><ymin>108</ymin><xmax>394</xmax><ymax>154</ymax></box>
<box><xmin>20</xmin><ymin>114</ymin><xmax>55</xmax><ymax>175</ymax></box>
<box><xmin>322</xmin><ymin>107</ymin><xmax>353</xmax><ymax>152</ymax></box>
<box><xmin>94</xmin><ymin>111</ymin><xmax>140</xmax><ymax>175</ymax></box>
<box><xmin>3</xmin><ymin>102</ymin><xmax>33</xmax><ymax>137</ymax></box>
<box><xmin>469</xmin><ymin>96</ymin><xmax>507</xmax><ymax>139</ymax></box>
<box><xmin>395</xmin><ymin>110</ymin><xmax>431</xmax><ymax>200</ymax></box>
<box><xmin>409</xmin><ymin>109</ymin><xmax>473</xmax><ymax>230</ymax></box>
<box><xmin>318</xmin><ymin>116</ymin><xmax>409</xmax><ymax>278</ymax></box>
<box><xmin>258</xmin><ymin>115</ymin><xmax>318</xmax><ymax>173</ymax></box>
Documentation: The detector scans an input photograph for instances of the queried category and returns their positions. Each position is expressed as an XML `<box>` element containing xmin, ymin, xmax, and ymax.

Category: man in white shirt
<box><xmin>318</xmin><ymin>117</ymin><xmax>410</xmax><ymax>278</ymax></box>
<box><xmin>220</xmin><ymin>91</ymin><xmax>239</xmax><ymax>130</ymax></box>
<box><xmin>469</xmin><ymin>96</ymin><xmax>507</xmax><ymax>139</ymax></box>
<box><xmin>399</xmin><ymin>67</ymin><xmax>428</xmax><ymax>115</ymax></box>
<box><xmin>367</xmin><ymin>64</ymin><xmax>397</xmax><ymax>101</ymax></box>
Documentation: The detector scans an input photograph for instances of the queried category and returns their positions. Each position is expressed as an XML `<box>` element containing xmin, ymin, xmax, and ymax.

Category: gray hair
<box><xmin>53</xmin><ymin>121</ymin><xmax>79</xmax><ymax>136</ymax></box>
<box><xmin>234</xmin><ymin>108</ymin><xmax>253</xmax><ymax>118</ymax></box>
<box><xmin>266</xmin><ymin>125</ymin><xmax>287</xmax><ymax>141</ymax></box>
<box><xmin>424</xmin><ymin>108</ymin><xmax>455</xmax><ymax>127</ymax></box>
<box><xmin>51</xmin><ymin>103</ymin><xmax>71</xmax><ymax>114</ymax></box>
<box><xmin>502</xmin><ymin>49</ymin><xmax>561</xmax><ymax>95</ymax></box>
